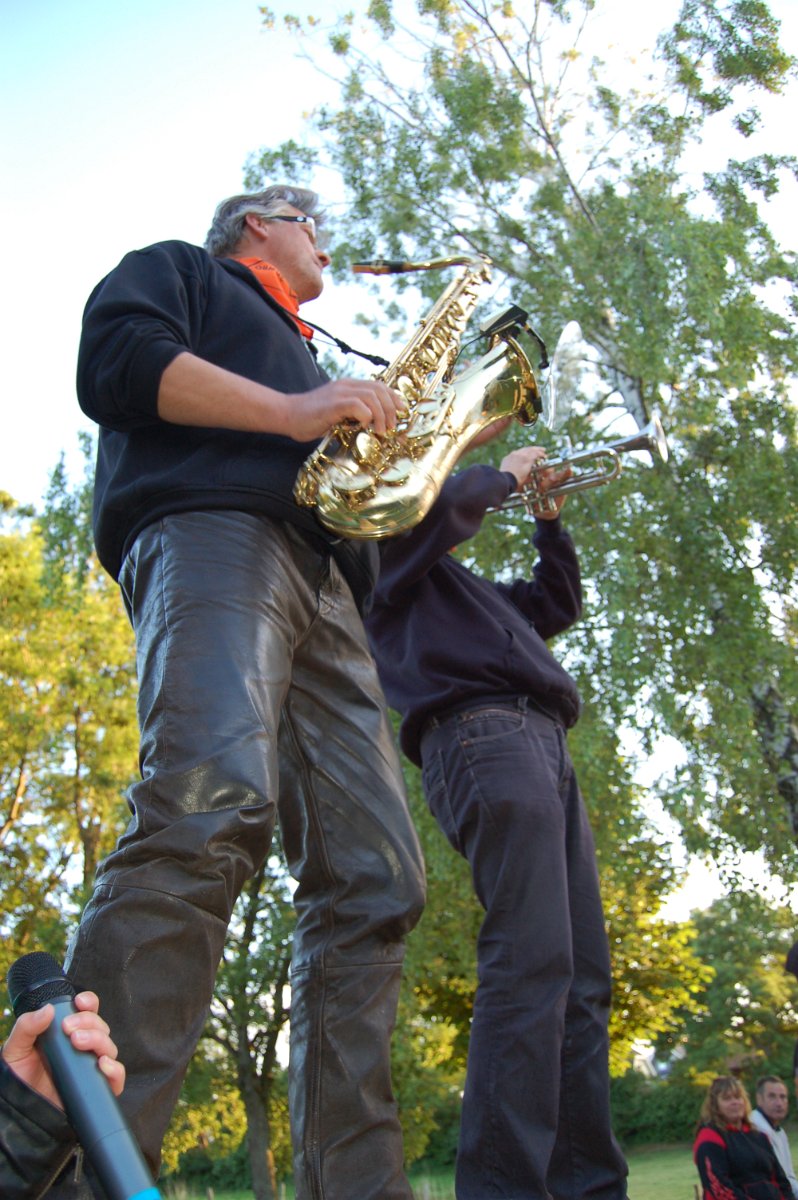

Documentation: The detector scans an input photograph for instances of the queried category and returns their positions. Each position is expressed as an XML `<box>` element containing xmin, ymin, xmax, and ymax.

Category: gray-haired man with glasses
<box><xmin>45</xmin><ymin>185</ymin><xmax>426</xmax><ymax>1200</ymax></box>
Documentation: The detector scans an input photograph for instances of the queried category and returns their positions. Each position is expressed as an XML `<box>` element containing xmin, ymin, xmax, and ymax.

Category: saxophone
<box><xmin>293</xmin><ymin>253</ymin><xmax>544</xmax><ymax>538</ymax></box>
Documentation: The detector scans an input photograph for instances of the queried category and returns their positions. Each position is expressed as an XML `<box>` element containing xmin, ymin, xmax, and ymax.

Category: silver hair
<box><xmin>204</xmin><ymin>186</ymin><xmax>326</xmax><ymax>257</ymax></box>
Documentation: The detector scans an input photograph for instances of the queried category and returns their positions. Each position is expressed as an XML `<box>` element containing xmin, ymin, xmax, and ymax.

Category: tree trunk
<box><xmin>239</xmin><ymin>1063</ymin><xmax>277</xmax><ymax>1200</ymax></box>
<box><xmin>751</xmin><ymin>679</ymin><xmax>798</xmax><ymax>843</ymax></box>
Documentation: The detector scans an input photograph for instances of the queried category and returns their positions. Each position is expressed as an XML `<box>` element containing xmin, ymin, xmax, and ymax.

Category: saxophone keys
<box><xmin>351</xmin><ymin>429</ymin><xmax>385</xmax><ymax>466</ymax></box>
<box><xmin>379</xmin><ymin>462</ymin><xmax>413</xmax><ymax>486</ymax></box>
<box><xmin>326</xmin><ymin>463</ymin><xmax>376</xmax><ymax>495</ymax></box>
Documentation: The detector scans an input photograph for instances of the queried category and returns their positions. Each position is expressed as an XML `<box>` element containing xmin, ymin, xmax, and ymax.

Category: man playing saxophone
<box><xmin>47</xmin><ymin>184</ymin><xmax>425</xmax><ymax>1200</ymax></box>
<box><xmin>365</xmin><ymin>435</ymin><xmax>629</xmax><ymax>1200</ymax></box>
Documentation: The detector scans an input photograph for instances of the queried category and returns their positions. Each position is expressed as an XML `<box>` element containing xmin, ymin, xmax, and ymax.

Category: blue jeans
<box><xmin>58</xmin><ymin>512</ymin><xmax>425</xmax><ymax>1200</ymax></box>
<box><xmin>420</xmin><ymin>699</ymin><xmax>627</xmax><ymax>1200</ymax></box>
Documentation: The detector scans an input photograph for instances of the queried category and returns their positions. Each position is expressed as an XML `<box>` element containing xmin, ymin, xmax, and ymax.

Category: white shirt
<box><xmin>751</xmin><ymin>1107</ymin><xmax>798</xmax><ymax>1198</ymax></box>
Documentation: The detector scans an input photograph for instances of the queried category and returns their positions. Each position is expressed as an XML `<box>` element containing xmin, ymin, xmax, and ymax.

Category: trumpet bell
<box><xmin>647</xmin><ymin>414</ymin><xmax>669</xmax><ymax>463</ymax></box>
<box><xmin>490</xmin><ymin>412</ymin><xmax>670</xmax><ymax>515</ymax></box>
<box><xmin>613</xmin><ymin>414</ymin><xmax>669</xmax><ymax>465</ymax></box>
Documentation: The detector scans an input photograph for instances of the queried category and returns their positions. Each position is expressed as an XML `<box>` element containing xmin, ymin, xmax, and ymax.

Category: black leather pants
<box><xmin>57</xmin><ymin>512</ymin><xmax>426</xmax><ymax>1200</ymax></box>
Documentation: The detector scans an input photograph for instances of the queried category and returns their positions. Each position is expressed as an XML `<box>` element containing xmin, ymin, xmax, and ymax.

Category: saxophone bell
<box><xmin>293</xmin><ymin>253</ymin><xmax>552</xmax><ymax>539</ymax></box>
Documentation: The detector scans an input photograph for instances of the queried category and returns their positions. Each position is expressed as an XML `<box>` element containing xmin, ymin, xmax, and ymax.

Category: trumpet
<box><xmin>494</xmin><ymin>415</ymin><xmax>669</xmax><ymax>515</ymax></box>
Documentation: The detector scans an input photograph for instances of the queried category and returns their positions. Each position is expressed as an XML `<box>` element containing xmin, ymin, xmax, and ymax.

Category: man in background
<box><xmin>751</xmin><ymin>1076</ymin><xmax>798</xmax><ymax>1198</ymax></box>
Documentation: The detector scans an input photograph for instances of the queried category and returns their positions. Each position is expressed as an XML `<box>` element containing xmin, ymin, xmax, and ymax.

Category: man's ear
<box><xmin>243</xmin><ymin>213</ymin><xmax>267</xmax><ymax>239</ymax></box>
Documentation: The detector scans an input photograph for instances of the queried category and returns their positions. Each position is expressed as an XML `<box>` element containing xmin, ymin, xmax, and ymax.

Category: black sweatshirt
<box><xmin>0</xmin><ymin>1058</ymin><xmax>78</xmax><ymax>1199</ymax></box>
<box><xmin>364</xmin><ymin>464</ymin><xmax>582</xmax><ymax>766</ymax></box>
<box><xmin>76</xmin><ymin>239</ymin><xmax>378</xmax><ymax>610</ymax></box>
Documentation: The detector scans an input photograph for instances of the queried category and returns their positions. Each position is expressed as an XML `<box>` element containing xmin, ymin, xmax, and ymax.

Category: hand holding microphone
<box><xmin>6</xmin><ymin>951</ymin><xmax>161</xmax><ymax>1200</ymax></box>
<box><xmin>3</xmin><ymin>988</ymin><xmax>124</xmax><ymax>1107</ymax></box>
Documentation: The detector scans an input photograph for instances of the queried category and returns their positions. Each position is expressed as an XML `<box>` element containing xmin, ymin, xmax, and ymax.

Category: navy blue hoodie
<box><xmin>364</xmin><ymin>464</ymin><xmax>582</xmax><ymax>766</ymax></box>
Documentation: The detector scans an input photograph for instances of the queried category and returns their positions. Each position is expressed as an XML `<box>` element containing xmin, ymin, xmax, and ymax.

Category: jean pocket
<box><xmin>456</xmin><ymin>707</ymin><xmax>525</xmax><ymax>748</ymax></box>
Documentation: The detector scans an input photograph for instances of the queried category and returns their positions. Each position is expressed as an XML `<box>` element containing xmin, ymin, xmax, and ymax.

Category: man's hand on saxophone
<box><xmin>501</xmin><ymin>445</ymin><xmax>573</xmax><ymax>520</ymax></box>
<box><xmin>284</xmin><ymin>377</ymin><xmax>406</xmax><ymax>441</ymax></box>
<box><xmin>156</xmin><ymin>352</ymin><xmax>404</xmax><ymax>443</ymax></box>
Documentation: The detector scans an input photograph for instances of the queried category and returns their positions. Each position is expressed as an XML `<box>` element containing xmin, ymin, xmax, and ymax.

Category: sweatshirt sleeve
<box><xmin>76</xmin><ymin>242</ymin><xmax>207</xmax><ymax>431</ymax></box>
<box><xmin>497</xmin><ymin>518</ymin><xmax>582</xmax><ymax>640</ymax></box>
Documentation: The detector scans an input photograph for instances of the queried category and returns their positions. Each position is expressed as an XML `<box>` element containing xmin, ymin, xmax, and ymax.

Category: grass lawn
<box><xmin>626</xmin><ymin>1142</ymin><xmax>698</xmax><ymax>1200</ymax></box>
<box><xmin>163</xmin><ymin>1141</ymin><xmax>700</xmax><ymax>1200</ymax></box>
<box><xmin>404</xmin><ymin>1144</ymin><xmax>700</xmax><ymax>1200</ymax></box>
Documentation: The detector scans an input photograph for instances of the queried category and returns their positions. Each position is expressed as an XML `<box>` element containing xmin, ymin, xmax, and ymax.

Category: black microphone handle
<box><xmin>39</xmin><ymin>998</ymin><xmax>161</xmax><ymax>1200</ymax></box>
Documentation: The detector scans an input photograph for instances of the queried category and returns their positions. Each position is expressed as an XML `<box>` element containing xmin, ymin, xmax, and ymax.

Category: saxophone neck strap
<box><xmin>232</xmin><ymin>255</ymin><xmax>390</xmax><ymax>368</ymax></box>
<box><xmin>300</xmin><ymin>317</ymin><xmax>390</xmax><ymax>369</ymax></box>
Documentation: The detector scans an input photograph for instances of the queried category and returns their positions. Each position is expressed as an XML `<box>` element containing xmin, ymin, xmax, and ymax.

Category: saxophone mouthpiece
<box><xmin>352</xmin><ymin>259</ymin><xmax>416</xmax><ymax>275</ymax></box>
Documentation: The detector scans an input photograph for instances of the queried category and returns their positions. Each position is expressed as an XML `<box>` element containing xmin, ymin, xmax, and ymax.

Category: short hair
<box><xmin>699</xmin><ymin>1076</ymin><xmax>752</xmax><ymax>1129</ymax></box>
<box><xmin>756</xmin><ymin>1075</ymin><xmax>786</xmax><ymax>1095</ymax></box>
<box><xmin>204</xmin><ymin>186</ymin><xmax>326</xmax><ymax>257</ymax></box>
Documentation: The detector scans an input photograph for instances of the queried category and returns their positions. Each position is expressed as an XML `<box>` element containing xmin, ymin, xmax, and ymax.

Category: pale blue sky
<box><xmin>1</xmin><ymin>0</ymin><xmax>795</xmax><ymax>510</ymax></box>
<box><xmin>1</xmin><ymin>0</ymin><xmax>337</xmax><ymax>505</ymax></box>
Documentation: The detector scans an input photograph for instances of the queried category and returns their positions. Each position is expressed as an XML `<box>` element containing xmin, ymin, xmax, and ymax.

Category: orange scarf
<box><xmin>233</xmin><ymin>257</ymin><xmax>315</xmax><ymax>340</ymax></box>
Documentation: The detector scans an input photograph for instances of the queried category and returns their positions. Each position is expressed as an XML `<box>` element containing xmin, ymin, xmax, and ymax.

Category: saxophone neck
<box><xmin>352</xmin><ymin>253</ymin><xmax>491</xmax><ymax>276</ymax></box>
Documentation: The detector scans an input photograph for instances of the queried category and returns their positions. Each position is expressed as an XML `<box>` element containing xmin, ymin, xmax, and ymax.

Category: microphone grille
<box><xmin>7</xmin><ymin>951</ymin><xmax>76</xmax><ymax>1015</ymax></box>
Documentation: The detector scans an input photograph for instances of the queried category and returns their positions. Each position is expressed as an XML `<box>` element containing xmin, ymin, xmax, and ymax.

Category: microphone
<box><xmin>6</xmin><ymin>951</ymin><xmax>161</xmax><ymax>1200</ymax></box>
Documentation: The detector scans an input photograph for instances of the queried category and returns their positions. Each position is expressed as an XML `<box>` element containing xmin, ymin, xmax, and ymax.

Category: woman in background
<box><xmin>694</xmin><ymin>1076</ymin><xmax>792</xmax><ymax>1200</ymax></box>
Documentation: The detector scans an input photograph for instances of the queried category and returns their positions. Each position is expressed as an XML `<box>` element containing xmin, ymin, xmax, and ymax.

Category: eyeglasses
<box><xmin>259</xmin><ymin>213</ymin><xmax>318</xmax><ymax>245</ymax></box>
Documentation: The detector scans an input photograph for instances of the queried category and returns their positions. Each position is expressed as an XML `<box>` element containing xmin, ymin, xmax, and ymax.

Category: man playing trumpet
<box><xmin>364</xmin><ymin>435</ymin><xmax>629</xmax><ymax>1200</ymax></box>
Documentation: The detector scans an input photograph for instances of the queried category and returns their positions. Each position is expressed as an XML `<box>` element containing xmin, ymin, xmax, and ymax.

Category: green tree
<box><xmin>250</xmin><ymin>0</ymin><xmax>798</xmax><ymax>877</ymax></box>
<box><xmin>0</xmin><ymin>475</ymin><xmax>138</xmax><ymax>1004</ymax></box>
<box><xmin>196</xmin><ymin>856</ymin><xmax>294</xmax><ymax>1199</ymax></box>
<box><xmin>567</xmin><ymin>711</ymin><xmax>714</xmax><ymax>1073</ymax></box>
<box><xmin>660</xmin><ymin>890</ymin><xmax>798</xmax><ymax>1083</ymax></box>
<box><xmin>1</xmin><ymin>464</ymin><xmax>299</xmax><ymax>1193</ymax></box>
<box><xmin>0</xmin><ymin>500</ymin><xmax>73</xmax><ymax>970</ymax></box>
<box><xmin>609</xmin><ymin>889</ymin><xmax>798</xmax><ymax>1145</ymax></box>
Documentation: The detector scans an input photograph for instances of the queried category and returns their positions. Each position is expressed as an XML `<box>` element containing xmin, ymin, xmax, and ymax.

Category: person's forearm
<box><xmin>157</xmin><ymin>352</ymin><xmax>292</xmax><ymax>433</ymax></box>
<box><xmin>157</xmin><ymin>352</ymin><xmax>403</xmax><ymax>442</ymax></box>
